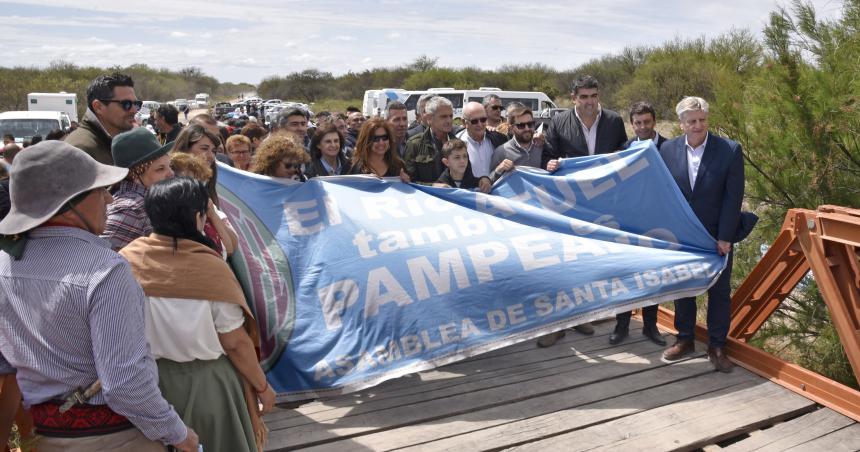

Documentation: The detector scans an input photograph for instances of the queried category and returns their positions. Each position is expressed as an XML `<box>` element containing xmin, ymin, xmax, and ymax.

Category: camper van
<box><xmin>362</xmin><ymin>89</ymin><xmax>407</xmax><ymax>118</ymax></box>
<box><xmin>0</xmin><ymin>111</ymin><xmax>71</xmax><ymax>144</ymax></box>
<box><xmin>195</xmin><ymin>93</ymin><xmax>210</xmax><ymax>108</ymax></box>
<box><xmin>402</xmin><ymin>88</ymin><xmax>557</xmax><ymax>122</ymax></box>
<box><xmin>27</xmin><ymin>92</ymin><xmax>78</xmax><ymax>122</ymax></box>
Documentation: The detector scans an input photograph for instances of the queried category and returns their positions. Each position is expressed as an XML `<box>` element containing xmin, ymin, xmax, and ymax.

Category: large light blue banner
<box><xmin>216</xmin><ymin>142</ymin><xmax>725</xmax><ymax>401</ymax></box>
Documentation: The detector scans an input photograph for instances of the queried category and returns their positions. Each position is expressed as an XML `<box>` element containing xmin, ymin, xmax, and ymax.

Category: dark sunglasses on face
<box><xmin>514</xmin><ymin>121</ymin><xmax>536</xmax><ymax>130</ymax></box>
<box><xmin>282</xmin><ymin>161</ymin><xmax>301</xmax><ymax>169</ymax></box>
<box><xmin>467</xmin><ymin>117</ymin><xmax>488</xmax><ymax>125</ymax></box>
<box><xmin>370</xmin><ymin>134</ymin><xmax>389</xmax><ymax>143</ymax></box>
<box><xmin>99</xmin><ymin>99</ymin><xmax>144</xmax><ymax>111</ymax></box>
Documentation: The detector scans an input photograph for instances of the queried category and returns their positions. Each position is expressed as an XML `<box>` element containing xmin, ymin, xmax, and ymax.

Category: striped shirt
<box><xmin>0</xmin><ymin>226</ymin><xmax>186</xmax><ymax>444</ymax></box>
<box><xmin>102</xmin><ymin>180</ymin><xmax>151</xmax><ymax>251</ymax></box>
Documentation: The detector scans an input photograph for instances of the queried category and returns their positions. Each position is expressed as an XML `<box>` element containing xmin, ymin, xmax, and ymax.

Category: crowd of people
<box><xmin>0</xmin><ymin>70</ymin><xmax>745</xmax><ymax>450</ymax></box>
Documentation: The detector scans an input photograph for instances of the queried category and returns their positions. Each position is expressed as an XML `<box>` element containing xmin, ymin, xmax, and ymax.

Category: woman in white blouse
<box><xmin>120</xmin><ymin>176</ymin><xmax>274</xmax><ymax>452</ymax></box>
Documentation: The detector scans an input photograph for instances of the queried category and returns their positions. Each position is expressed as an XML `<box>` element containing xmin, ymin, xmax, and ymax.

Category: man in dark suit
<box><xmin>610</xmin><ymin>101</ymin><xmax>670</xmax><ymax>346</ymax></box>
<box><xmin>658</xmin><ymin>96</ymin><xmax>744</xmax><ymax>373</ymax></box>
<box><xmin>538</xmin><ymin>75</ymin><xmax>627</xmax><ymax>347</ymax></box>
<box><xmin>544</xmin><ymin>74</ymin><xmax>627</xmax><ymax>170</ymax></box>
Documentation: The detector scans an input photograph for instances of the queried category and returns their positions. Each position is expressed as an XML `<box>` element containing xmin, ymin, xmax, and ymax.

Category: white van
<box><xmin>195</xmin><ymin>93</ymin><xmax>210</xmax><ymax>108</ymax></box>
<box><xmin>362</xmin><ymin>89</ymin><xmax>407</xmax><ymax>118</ymax></box>
<box><xmin>27</xmin><ymin>92</ymin><xmax>78</xmax><ymax>122</ymax></box>
<box><xmin>0</xmin><ymin>111</ymin><xmax>71</xmax><ymax>144</ymax></box>
<box><xmin>402</xmin><ymin>88</ymin><xmax>557</xmax><ymax>122</ymax></box>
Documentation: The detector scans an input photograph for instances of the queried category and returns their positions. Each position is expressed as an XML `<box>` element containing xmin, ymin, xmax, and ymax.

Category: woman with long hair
<box><xmin>348</xmin><ymin>118</ymin><xmax>410</xmax><ymax>181</ymax></box>
<box><xmin>170</xmin><ymin>125</ymin><xmax>237</xmax><ymax>257</ymax></box>
<box><xmin>171</xmin><ymin>124</ymin><xmax>221</xmax><ymax>204</ymax></box>
<box><xmin>305</xmin><ymin>123</ymin><xmax>349</xmax><ymax>178</ymax></box>
<box><xmin>120</xmin><ymin>177</ymin><xmax>274</xmax><ymax>452</ymax></box>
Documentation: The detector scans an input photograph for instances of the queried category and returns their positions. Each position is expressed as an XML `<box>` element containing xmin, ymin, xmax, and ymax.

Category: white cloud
<box><xmin>333</xmin><ymin>35</ymin><xmax>356</xmax><ymax>42</ymax></box>
<box><xmin>386</xmin><ymin>32</ymin><xmax>401</xmax><ymax>39</ymax></box>
<box><xmin>169</xmin><ymin>31</ymin><xmax>188</xmax><ymax>38</ymax></box>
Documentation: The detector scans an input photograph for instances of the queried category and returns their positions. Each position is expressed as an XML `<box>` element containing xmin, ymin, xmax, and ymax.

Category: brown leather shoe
<box><xmin>536</xmin><ymin>330</ymin><xmax>566</xmax><ymax>348</ymax></box>
<box><xmin>662</xmin><ymin>338</ymin><xmax>694</xmax><ymax>361</ymax></box>
<box><xmin>707</xmin><ymin>346</ymin><xmax>735</xmax><ymax>373</ymax></box>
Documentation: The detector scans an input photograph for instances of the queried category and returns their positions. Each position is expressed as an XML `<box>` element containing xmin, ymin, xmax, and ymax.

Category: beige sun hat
<box><xmin>0</xmin><ymin>141</ymin><xmax>128</xmax><ymax>235</ymax></box>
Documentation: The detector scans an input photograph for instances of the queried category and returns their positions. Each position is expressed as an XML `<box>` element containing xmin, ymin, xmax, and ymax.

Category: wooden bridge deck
<box><xmin>264</xmin><ymin>319</ymin><xmax>860</xmax><ymax>451</ymax></box>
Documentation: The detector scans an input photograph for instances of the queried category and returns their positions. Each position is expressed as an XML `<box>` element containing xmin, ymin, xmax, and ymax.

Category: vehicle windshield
<box><xmin>0</xmin><ymin>118</ymin><xmax>60</xmax><ymax>140</ymax></box>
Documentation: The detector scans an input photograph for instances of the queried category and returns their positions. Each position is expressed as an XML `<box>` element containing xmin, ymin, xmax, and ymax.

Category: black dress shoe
<box><xmin>609</xmin><ymin>324</ymin><xmax>628</xmax><ymax>345</ymax></box>
<box><xmin>642</xmin><ymin>323</ymin><xmax>666</xmax><ymax>346</ymax></box>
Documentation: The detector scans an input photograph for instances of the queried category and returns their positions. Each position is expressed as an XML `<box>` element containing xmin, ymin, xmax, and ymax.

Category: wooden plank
<box><xmin>267</xmin><ymin>320</ymin><xmax>635</xmax><ymax>422</ymax></box>
<box><xmin>783</xmin><ymin>423</ymin><xmax>860</xmax><ymax>451</ymax></box>
<box><xmin>265</xmin><ymin>342</ymin><xmax>695</xmax><ymax>450</ymax></box>
<box><xmin>267</xmin><ymin>333</ymin><xmax>665</xmax><ymax>428</ymax></box>
<box><xmin>721</xmin><ymin>408</ymin><xmax>856</xmax><ymax>451</ymax></box>
<box><xmin>322</xmin><ymin>359</ymin><xmax>756</xmax><ymax>452</ymax></box>
<box><xmin>507</xmin><ymin>379</ymin><xmax>816</xmax><ymax>451</ymax></box>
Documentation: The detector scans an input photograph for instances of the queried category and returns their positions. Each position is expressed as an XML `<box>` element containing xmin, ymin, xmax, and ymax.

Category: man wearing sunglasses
<box><xmin>67</xmin><ymin>73</ymin><xmax>141</xmax><ymax>165</ymax></box>
<box><xmin>489</xmin><ymin>105</ymin><xmax>543</xmax><ymax>179</ymax></box>
<box><xmin>455</xmin><ymin>102</ymin><xmax>507</xmax><ymax>182</ymax></box>
<box><xmin>482</xmin><ymin>94</ymin><xmax>504</xmax><ymax>131</ymax></box>
<box><xmin>543</xmin><ymin>75</ymin><xmax>627</xmax><ymax>171</ymax></box>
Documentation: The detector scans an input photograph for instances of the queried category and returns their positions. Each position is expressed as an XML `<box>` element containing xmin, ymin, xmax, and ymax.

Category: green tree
<box><xmin>720</xmin><ymin>0</ymin><xmax>860</xmax><ymax>388</ymax></box>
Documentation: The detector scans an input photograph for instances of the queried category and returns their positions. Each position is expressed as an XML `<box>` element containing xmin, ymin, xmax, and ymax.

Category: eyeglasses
<box><xmin>467</xmin><ymin>117</ymin><xmax>488</xmax><ymax>125</ymax></box>
<box><xmin>282</xmin><ymin>161</ymin><xmax>301</xmax><ymax>169</ymax></box>
<box><xmin>99</xmin><ymin>99</ymin><xmax>143</xmax><ymax>111</ymax></box>
<box><xmin>229</xmin><ymin>150</ymin><xmax>250</xmax><ymax>156</ymax></box>
<box><xmin>489</xmin><ymin>105</ymin><xmax>503</xmax><ymax>111</ymax></box>
<box><xmin>514</xmin><ymin>121</ymin><xmax>536</xmax><ymax>130</ymax></box>
<box><xmin>371</xmin><ymin>134</ymin><xmax>390</xmax><ymax>143</ymax></box>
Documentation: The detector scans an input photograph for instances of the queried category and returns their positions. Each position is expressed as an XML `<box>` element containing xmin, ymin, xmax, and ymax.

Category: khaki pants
<box><xmin>37</xmin><ymin>427</ymin><xmax>166</xmax><ymax>451</ymax></box>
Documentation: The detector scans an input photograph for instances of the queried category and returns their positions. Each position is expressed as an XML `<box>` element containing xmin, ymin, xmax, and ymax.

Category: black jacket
<box><xmin>623</xmin><ymin>133</ymin><xmax>668</xmax><ymax>150</ymax></box>
<box><xmin>306</xmin><ymin>153</ymin><xmax>351</xmax><ymax>178</ymax></box>
<box><xmin>436</xmin><ymin>162</ymin><xmax>487</xmax><ymax>190</ymax></box>
<box><xmin>543</xmin><ymin>108</ymin><xmax>627</xmax><ymax>166</ymax></box>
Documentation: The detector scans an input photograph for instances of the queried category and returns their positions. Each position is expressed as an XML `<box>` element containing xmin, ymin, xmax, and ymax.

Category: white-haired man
<box><xmin>658</xmin><ymin>96</ymin><xmax>744</xmax><ymax>373</ymax></box>
<box><xmin>404</xmin><ymin>96</ymin><xmax>458</xmax><ymax>183</ymax></box>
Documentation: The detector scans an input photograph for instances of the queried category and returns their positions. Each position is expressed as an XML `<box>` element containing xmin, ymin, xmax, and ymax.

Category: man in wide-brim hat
<box><xmin>0</xmin><ymin>141</ymin><xmax>199</xmax><ymax>451</ymax></box>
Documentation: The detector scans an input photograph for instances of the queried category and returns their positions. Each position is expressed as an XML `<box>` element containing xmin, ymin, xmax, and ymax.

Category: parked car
<box><xmin>137</xmin><ymin>101</ymin><xmax>160</xmax><ymax>124</ymax></box>
<box><xmin>213</xmin><ymin>102</ymin><xmax>233</xmax><ymax>119</ymax></box>
<box><xmin>175</xmin><ymin>99</ymin><xmax>189</xmax><ymax>112</ymax></box>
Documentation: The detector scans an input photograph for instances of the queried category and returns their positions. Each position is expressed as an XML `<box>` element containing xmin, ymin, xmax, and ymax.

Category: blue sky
<box><xmin>0</xmin><ymin>0</ymin><xmax>844</xmax><ymax>84</ymax></box>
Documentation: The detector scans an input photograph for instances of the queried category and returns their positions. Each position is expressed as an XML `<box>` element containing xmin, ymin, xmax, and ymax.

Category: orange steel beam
<box><xmin>728</xmin><ymin>210</ymin><xmax>810</xmax><ymax>341</ymax></box>
<box><xmin>794</xmin><ymin>208</ymin><xmax>860</xmax><ymax>380</ymax></box>
<box><xmin>662</xmin><ymin>205</ymin><xmax>860</xmax><ymax>422</ymax></box>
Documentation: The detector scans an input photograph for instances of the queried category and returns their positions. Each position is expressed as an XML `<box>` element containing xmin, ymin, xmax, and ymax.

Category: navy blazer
<box><xmin>623</xmin><ymin>133</ymin><xmax>668</xmax><ymax>150</ymax></box>
<box><xmin>658</xmin><ymin>133</ymin><xmax>745</xmax><ymax>243</ymax></box>
<box><xmin>544</xmin><ymin>108</ymin><xmax>627</xmax><ymax>166</ymax></box>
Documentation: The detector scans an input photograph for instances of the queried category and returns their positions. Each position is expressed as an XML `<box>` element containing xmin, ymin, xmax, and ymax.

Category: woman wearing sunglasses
<box><xmin>348</xmin><ymin>118</ymin><xmax>410</xmax><ymax>182</ymax></box>
<box><xmin>251</xmin><ymin>133</ymin><xmax>309</xmax><ymax>182</ymax></box>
